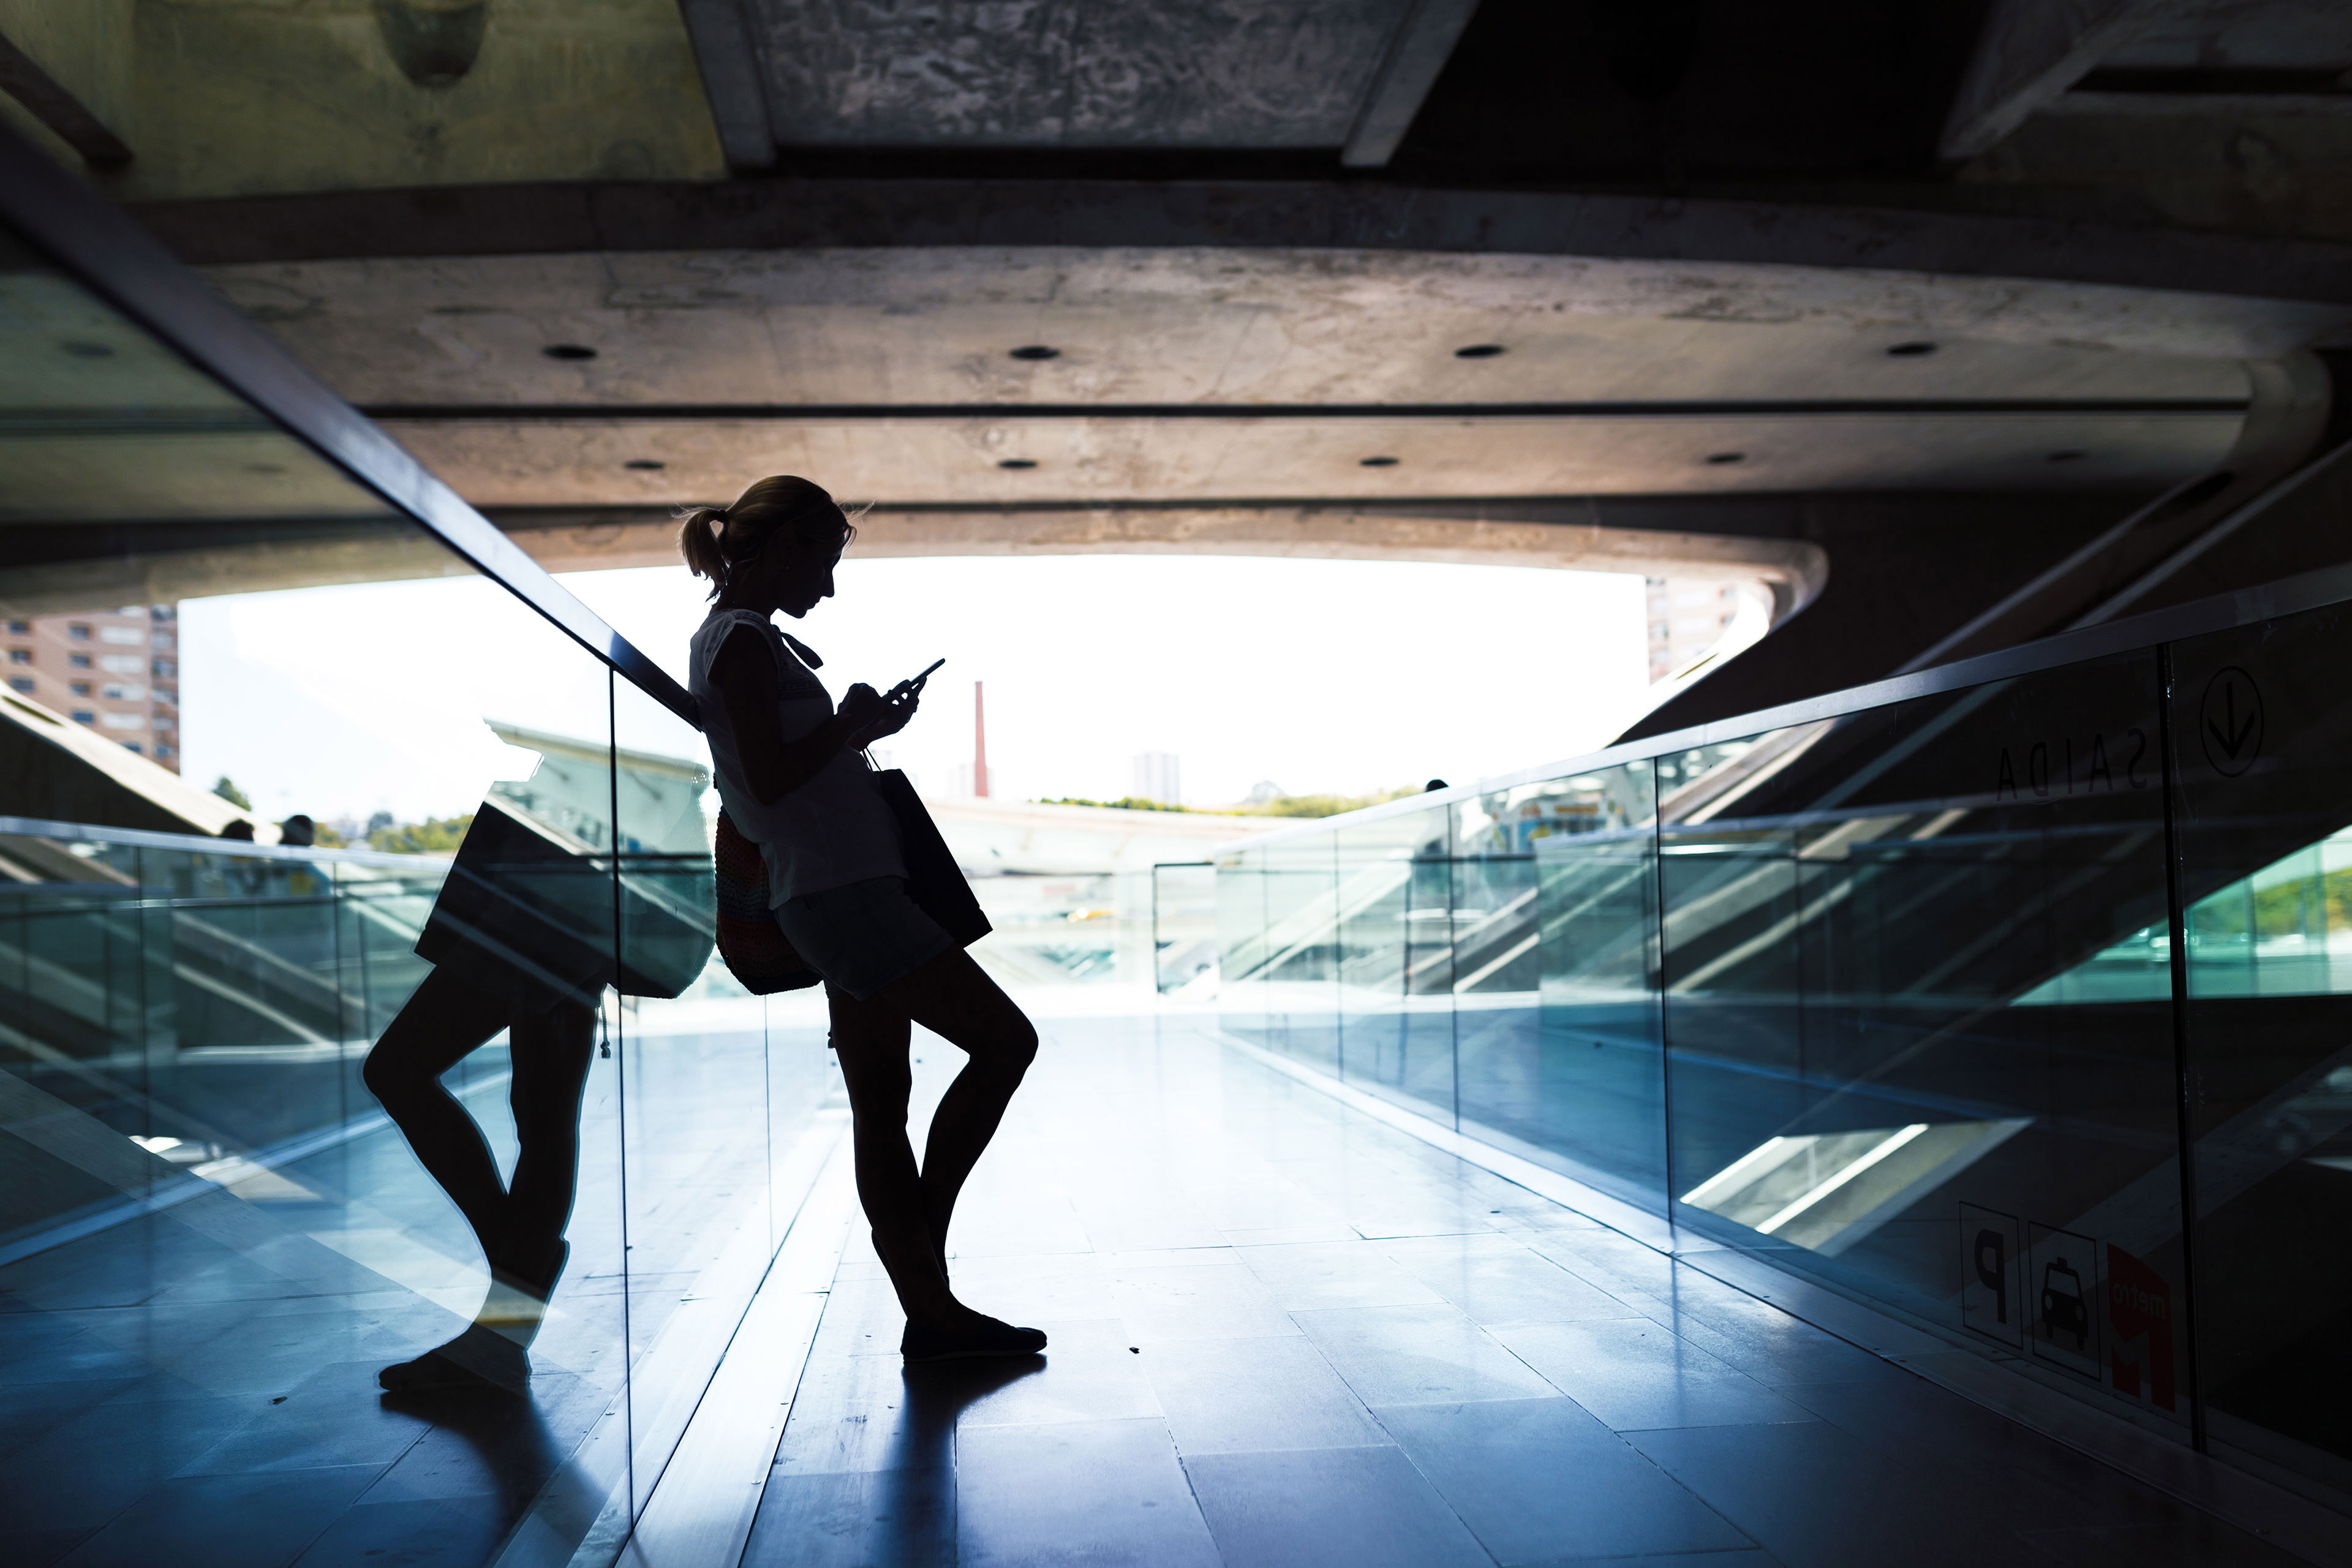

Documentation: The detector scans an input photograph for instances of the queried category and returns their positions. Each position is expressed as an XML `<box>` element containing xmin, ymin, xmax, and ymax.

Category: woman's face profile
<box><xmin>756</xmin><ymin>533</ymin><xmax>841</xmax><ymax>619</ymax></box>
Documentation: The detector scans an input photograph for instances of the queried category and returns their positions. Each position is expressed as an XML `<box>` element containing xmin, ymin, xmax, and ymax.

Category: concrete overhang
<box><xmin>494</xmin><ymin>500</ymin><xmax>1831</xmax><ymax>613</ymax></box>
<box><xmin>16</xmin><ymin>179</ymin><xmax>2334</xmax><ymax>635</ymax></box>
<box><xmin>130</xmin><ymin>178</ymin><xmax>2352</xmax><ymax>314</ymax></box>
<box><xmin>180</xmin><ymin>230</ymin><xmax>2316</xmax><ymax>518</ymax></box>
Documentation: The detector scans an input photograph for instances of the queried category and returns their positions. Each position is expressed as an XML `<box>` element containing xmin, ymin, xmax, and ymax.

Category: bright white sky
<box><xmin>180</xmin><ymin>554</ymin><xmax>1650</xmax><ymax>827</ymax></box>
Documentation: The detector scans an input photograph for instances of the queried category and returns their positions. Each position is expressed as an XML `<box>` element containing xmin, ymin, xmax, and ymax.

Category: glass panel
<box><xmin>612</xmin><ymin>671</ymin><xmax>809</xmax><ymax>1519</ymax></box>
<box><xmin>0</xmin><ymin>230</ymin><xmax>635</xmax><ymax>1559</ymax></box>
<box><xmin>1526</xmin><ymin>761</ymin><xmax>1664</xmax><ymax>1207</ymax></box>
<box><xmin>1450</xmin><ymin>788</ymin><xmax>1542</xmax><ymax>1147</ymax></box>
<box><xmin>1336</xmin><ymin>801</ymin><xmax>1455</xmax><ymax>1122</ymax></box>
<box><xmin>1153</xmin><ymin>861</ymin><xmax>1218</xmax><ymax>995</ymax></box>
<box><xmin>2171</xmin><ymin>602</ymin><xmax>2352</xmax><ymax>1493</ymax></box>
<box><xmin>1660</xmin><ymin>655</ymin><xmax>2190</xmax><ymax>1441</ymax></box>
<box><xmin>1216</xmin><ymin>842</ymin><xmax>1270</xmax><ymax>1047</ymax></box>
<box><xmin>1258</xmin><ymin>831</ymin><xmax>1340</xmax><ymax>1071</ymax></box>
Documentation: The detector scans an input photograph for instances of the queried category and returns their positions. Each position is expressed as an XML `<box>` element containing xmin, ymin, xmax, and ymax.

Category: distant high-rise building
<box><xmin>1645</xmin><ymin>578</ymin><xmax>1743</xmax><ymax>684</ymax></box>
<box><xmin>2</xmin><ymin>605</ymin><xmax>181</xmax><ymax>771</ymax></box>
<box><xmin>1131</xmin><ymin>750</ymin><xmax>1181</xmax><ymax>805</ymax></box>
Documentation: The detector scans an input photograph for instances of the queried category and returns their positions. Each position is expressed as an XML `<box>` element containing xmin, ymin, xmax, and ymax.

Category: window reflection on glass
<box><xmin>2023</xmin><ymin>823</ymin><xmax>2352</xmax><ymax>1005</ymax></box>
<box><xmin>1656</xmin><ymin>657</ymin><xmax>2189</xmax><ymax>1439</ymax></box>
<box><xmin>2170</xmin><ymin>600</ymin><xmax>2352</xmax><ymax>1483</ymax></box>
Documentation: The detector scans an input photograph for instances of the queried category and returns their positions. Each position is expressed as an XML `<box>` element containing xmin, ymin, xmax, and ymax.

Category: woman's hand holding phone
<box><xmin>840</xmin><ymin>682</ymin><xmax>918</xmax><ymax>748</ymax></box>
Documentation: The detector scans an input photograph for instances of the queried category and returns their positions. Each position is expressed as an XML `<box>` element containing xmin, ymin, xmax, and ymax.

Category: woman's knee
<box><xmin>978</xmin><ymin>1013</ymin><xmax>1039</xmax><ymax>1080</ymax></box>
<box><xmin>361</xmin><ymin>1041</ymin><xmax>425</xmax><ymax>1107</ymax></box>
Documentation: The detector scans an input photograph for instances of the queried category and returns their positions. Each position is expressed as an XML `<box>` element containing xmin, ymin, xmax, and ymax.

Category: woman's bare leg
<box><xmin>827</xmin><ymin>986</ymin><xmax>960</xmax><ymax>1328</ymax></box>
<box><xmin>865</xmin><ymin>948</ymin><xmax>1038</xmax><ymax>1268</ymax></box>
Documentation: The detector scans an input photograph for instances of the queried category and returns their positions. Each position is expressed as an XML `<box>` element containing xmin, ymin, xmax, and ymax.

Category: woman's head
<box><xmin>678</xmin><ymin>475</ymin><xmax>858</xmax><ymax>616</ymax></box>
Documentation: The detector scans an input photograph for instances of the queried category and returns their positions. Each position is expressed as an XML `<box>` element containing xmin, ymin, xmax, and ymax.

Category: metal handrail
<box><xmin>0</xmin><ymin>812</ymin><xmax>447</xmax><ymax>868</ymax></box>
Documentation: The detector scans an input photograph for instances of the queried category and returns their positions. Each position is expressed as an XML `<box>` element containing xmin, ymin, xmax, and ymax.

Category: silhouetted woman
<box><xmin>684</xmin><ymin>475</ymin><xmax>1044</xmax><ymax>1360</ymax></box>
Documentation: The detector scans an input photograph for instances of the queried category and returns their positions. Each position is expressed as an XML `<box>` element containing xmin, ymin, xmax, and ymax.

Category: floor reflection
<box><xmin>872</xmin><ymin>1352</ymin><xmax>1047</xmax><ymax>1545</ymax></box>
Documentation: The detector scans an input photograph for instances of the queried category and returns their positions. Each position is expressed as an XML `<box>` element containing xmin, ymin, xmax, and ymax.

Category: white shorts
<box><xmin>772</xmin><ymin>876</ymin><xmax>956</xmax><ymax>1001</ymax></box>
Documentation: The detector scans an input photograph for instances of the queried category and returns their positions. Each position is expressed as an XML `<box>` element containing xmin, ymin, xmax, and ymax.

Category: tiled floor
<box><xmin>0</xmin><ymin>1020</ymin><xmax>818</xmax><ymax>1568</ymax></box>
<box><xmin>744</xmin><ymin>1012</ymin><xmax>2303</xmax><ymax>1568</ymax></box>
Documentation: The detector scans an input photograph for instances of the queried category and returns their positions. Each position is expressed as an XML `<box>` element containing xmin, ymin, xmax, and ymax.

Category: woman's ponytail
<box><xmin>677</xmin><ymin>506</ymin><xmax>731</xmax><ymax>594</ymax></box>
<box><xmin>676</xmin><ymin>477</ymin><xmax>856</xmax><ymax>600</ymax></box>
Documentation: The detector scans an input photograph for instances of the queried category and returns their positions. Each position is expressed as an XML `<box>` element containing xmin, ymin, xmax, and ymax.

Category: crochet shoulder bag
<box><xmin>711</xmin><ymin>809</ymin><xmax>820</xmax><ymax>993</ymax></box>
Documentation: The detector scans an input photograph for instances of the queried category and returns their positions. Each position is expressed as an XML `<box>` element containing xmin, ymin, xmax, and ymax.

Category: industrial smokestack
<box><xmin>973</xmin><ymin>680</ymin><xmax>989</xmax><ymax>798</ymax></box>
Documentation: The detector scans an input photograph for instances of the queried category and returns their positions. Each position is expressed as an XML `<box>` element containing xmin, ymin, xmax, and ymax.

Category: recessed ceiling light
<box><xmin>1009</xmin><ymin>345</ymin><xmax>1060</xmax><ymax>361</ymax></box>
<box><xmin>998</xmin><ymin>458</ymin><xmax>1038</xmax><ymax>469</ymax></box>
<box><xmin>625</xmin><ymin>459</ymin><xmax>666</xmax><ymax>470</ymax></box>
<box><xmin>2046</xmin><ymin>450</ymin><xmax>2086</xmax><ymax>462</ymax></box>
<box><xmin>1887</xmin><ymin>341</ymin><xmax>1937</xmax><ymax>357</ymax></box>
<box><xmin>1705</xmin><ymin>451</ymin><xmax>1746</xmax><ymax>464</ymax></box>
<box><xmin>1360</xmin><ymin>455</ymin><xmax>1400</xmax><ymax>467</ymax></box>
<box><xmin>1454</xmin><ymin>344</ymin><xmax>1506</xmax><ymax>359</ymax></box>
<box><xmin>543</xmin><ymin>344</ymin><xmax>597</xmax><ymax>361</ymax></box>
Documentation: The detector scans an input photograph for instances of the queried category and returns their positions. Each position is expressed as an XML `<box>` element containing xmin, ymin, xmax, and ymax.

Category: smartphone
<box><xmin>890</xmin><ymin>658</ymin><xmax>945</xmax><ymax>699</ymax></box>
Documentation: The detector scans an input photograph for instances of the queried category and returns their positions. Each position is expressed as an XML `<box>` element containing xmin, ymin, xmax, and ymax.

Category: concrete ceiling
<box><xmin>7</xmin><ymin>0</ymin><xmax>2352</xmax><ymax>721</ymax></box>
<box><xmin>737</xmin><ymin>0</ymin><xmax>1415</xmax><ymax>149</ymax></box>
<box><xmin>187</xmin><ymin>240</ymin><xmax>2290</xmax><ymax>522</ymax></box>
<box><xmin>0</xmin><ymin>0</ymin><xmax>726</xmax><ymax>201</ymax></box>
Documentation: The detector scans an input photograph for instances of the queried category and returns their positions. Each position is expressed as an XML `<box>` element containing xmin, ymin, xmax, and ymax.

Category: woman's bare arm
<box><xmin>710</xmin><ymin>625</ymin><xmax>914</xmax><ymax>803</ymax></box>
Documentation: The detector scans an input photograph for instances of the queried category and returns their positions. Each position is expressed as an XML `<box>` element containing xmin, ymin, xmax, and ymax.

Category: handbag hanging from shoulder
<box><xmin>868</xmin><ymin>768</ymin><xmax>992</xmax><ymax>947</ymax></box>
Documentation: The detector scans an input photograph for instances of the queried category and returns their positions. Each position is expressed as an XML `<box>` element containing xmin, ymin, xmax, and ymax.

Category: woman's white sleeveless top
<box><xmin>689</xmin><ymin>609</ymin><xmax>903</xmax><ymax>907</ymax></box>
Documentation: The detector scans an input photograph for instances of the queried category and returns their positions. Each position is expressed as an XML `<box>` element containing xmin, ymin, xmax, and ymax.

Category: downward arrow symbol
<box><xmin>2207</xmin><ymin>683</ymin><xmax>2257</xmax><ymax>759</ymax></box>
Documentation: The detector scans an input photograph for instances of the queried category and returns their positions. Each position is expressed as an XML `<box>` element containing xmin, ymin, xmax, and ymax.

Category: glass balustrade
<box><xmin>1207</xmin><ymin>574</ymin><xmax>2352</xmax><ymax>1505</ymax></box>
<box><xmin>0</xmin><ymin>206</ymin><xmax>836</xmax><ymax>1560</ymax></box>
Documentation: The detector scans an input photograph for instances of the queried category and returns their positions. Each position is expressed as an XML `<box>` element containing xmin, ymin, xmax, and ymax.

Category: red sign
<box><xmin>2106</xmin><ymin>1243</ymin><xmax>2174</xmax><ymax>1412</ymax></box>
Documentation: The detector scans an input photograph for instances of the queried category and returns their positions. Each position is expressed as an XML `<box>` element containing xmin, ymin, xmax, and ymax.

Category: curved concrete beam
<box><xmin>206</xmin><ymin>246</ymin><xmax>2305</xmax><ymax>388</ymax></box>
<box><xmin>499</xmin><ymin>500</ymin><xmax>1830</xmax><ymax>617</ymax></box>
<box><xmin>375</xmin><ymin>410</ymin><xmax>2241</xmax><ymax>508</ymax></box>
<box><xmin>0</xmin><ymin>502</ymin><xmax>1825</xmax><ymax>627</ymax></box>
<box><xmin>138</xmin><ymin>180</ymin><xmax>2352</xmax><ymax>335</ymax></box>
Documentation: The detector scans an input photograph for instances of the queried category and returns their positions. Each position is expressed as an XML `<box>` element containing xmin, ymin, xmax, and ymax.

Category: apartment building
<box><xmin>2</xmin><ymin>605</ymin><xmax>180</xmax><ymax>772</ymax></box>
